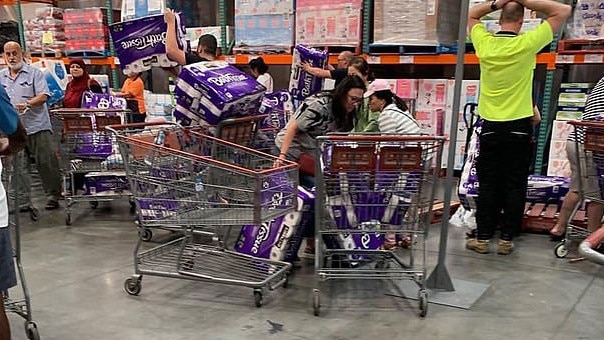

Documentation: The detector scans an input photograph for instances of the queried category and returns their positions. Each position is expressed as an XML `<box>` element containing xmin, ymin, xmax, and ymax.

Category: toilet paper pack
<box><xmin>235</xmin><ymin>186</ymin><xmax>315</xmax><ymax>263</ymax></box>
<box><xmin>84</xmin><ymin>171</ymin><xmax>130</xmax><ymax>196</ymax></box>
<box><xmin>175</xmin><ymin>61</ymin><xmax>266</xmax><ymax>125</ymax></box>
<box><xmin>109</xmin><ymin>13</ymin><xmax>186</xmax><ymax>74</ymax></box>
<box><xmin>258</xmin><ymin>90</ymin><xmax>294</xmax><ymax>129</ymax></box>
<box><xmin>289</xmin><ymin>44</ymin><xmax>328</xmax><ymax>100</ymax></box>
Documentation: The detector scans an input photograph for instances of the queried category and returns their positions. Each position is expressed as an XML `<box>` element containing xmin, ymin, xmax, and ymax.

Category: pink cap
<box><xmin>364</xmin><ymin>79</ymin><xmax>393</xmax><ymax>98</ymax></box>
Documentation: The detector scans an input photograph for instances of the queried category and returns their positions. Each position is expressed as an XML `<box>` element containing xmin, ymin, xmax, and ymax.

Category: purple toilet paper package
<box><xmin>73</xmin><ymin>132</ymin><xmax>113</xmax><ymax>158</ymax></box>
<box><xmin>109</xmin><ymin>13</ymin><xmax>186</xmax><ymax>74</ymax></box>
<box><xmin>258</xmin><ymin>90</ymin><xmax>294</xmax><ymax>129</ymax></box>
<box><xmin>235</xmin><ymin>186</ymin><xmax>315</xmax><ymax>263</ymax></box>
<box><xmin>289</xmin><ymin>45</ymin><xmax>328</xmax><ymax>100</ymax></box>
<box><xmin>175</xmin><ymin>61</ymin><xmax>266</xmax><ymax>125</ymax></box>
<box><xmin>526</xmin><ymin>175</ymin><xmax>570</xmax><ymax>204</ymax></box>
<box><xmin>136</xmin><ymin>195</ymin><xmax>180</xmax><ymax>221</ymax></box>
<box><xmin>84</xmin><ymin>172</ymin><xmax>130</xmax><ymax>196</ymax></box>
<box><xmin>82</xmin><ymin>92</ymin><xmax>127</xmax><ymax>110</ymax></box>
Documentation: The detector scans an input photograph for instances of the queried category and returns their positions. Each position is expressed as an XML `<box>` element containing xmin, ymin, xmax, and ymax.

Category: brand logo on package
<box><xmin>208</xmin><ymin>73</ymin><xmax>248</xmax><ymax>86</ymax></box>
<box><xmin>300</xmin><ymin>72</ymin><xmax>314</xmax><ymax>97</ymax></box>
<box><xmin>252</xmin><ymin>222</ymin><xmax>272</xmax><ymax>254</ymax></box>
<box><xmin>121</xmin><ymin>32</ymin><xmax>167</xmax><ymax>50</ymax></box>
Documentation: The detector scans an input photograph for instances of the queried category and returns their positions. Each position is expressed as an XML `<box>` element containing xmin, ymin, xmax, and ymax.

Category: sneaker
<box><xmin>466</xmin><ymin>239</ymin><xmax>490</xmax><ymax>254</ymax></box>
<box><xmin>497</xmin><ymin>239</ymin><xmax>514</xmax><ymax>255</ymax></box>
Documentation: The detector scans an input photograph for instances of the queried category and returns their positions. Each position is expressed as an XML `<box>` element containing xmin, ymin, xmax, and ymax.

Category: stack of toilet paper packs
<box><xmin>109</xmin><ymin>13</ymin><xmax>187</xmax><ymax>75</ymax></box>
<box><xmin>173</xmin><ymin>61</ymin><xmax>266</xmax><ymax>126</ymax></box>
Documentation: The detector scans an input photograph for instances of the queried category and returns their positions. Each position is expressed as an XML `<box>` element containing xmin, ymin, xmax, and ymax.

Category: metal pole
<box><xmin>426</xmin><ymin>0</ymin><xmax>470</xmax><ymax>291</ymax></box>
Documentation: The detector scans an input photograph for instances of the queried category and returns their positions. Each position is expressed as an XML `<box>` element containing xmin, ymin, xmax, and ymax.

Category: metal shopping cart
<box><xmin>109</xmin><ymin>122</ymin><xmax>299</xmax><ymax>307</ymax></box>
<box><xmin>1</xmin><ymin>156</ymin><xmax>40</xmax><ymax>340</ymax></box>
<box><xmin>51</xmin><ymin>108</ymin><xmax>133</xmax><ymax>225</ymax></box>
<box><xmin>554</xmin><ymin>120</ymin><xmax>604</xmax><ymax>258</ymax></box>
<box><xmin>312</xmin><ymin>134</ymin><xmax>444</xmax><ymax>317</ymax></box>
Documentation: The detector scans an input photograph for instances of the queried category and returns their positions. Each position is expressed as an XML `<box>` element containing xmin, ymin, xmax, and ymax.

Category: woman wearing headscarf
<box><xmin>63</xmin><ymin>59</ymin><xmax>103</xmax><ymax>108</ymax></box>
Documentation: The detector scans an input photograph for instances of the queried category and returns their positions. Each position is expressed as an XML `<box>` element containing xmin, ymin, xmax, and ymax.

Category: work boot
<box><xmin>497</xmin><ymin>239</ymin><xmax>514</xmax><ymax>255</ymax></box>
<box><xmin>466</xmin><ymin>238</ymin><xmax>490</xmax><ymax>254</ymax></box>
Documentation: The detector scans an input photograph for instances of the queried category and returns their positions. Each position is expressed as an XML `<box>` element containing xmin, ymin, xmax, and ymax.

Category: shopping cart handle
<box><xmin>105</xmin><ymin>121</ymin><xmax>182</xmax><ymax>134</ymax></box>
<box><xmin>318</xmin><ymin>133</ymin><xmax>446</xmax><ymax>142</ymax></box>
<box><xmin>567</xmin><ymin>120</ymin><xmax>604</xmax><ymax>127</ymax></box>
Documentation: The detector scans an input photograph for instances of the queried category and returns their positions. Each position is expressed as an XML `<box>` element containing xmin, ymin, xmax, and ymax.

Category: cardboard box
<box><xmin>417</xmin><ymin>79</ymin><xmax>448</xmax><ymax>109</ymax></box>
<box><xmin>235</xmin><ymin>0</ymin><xmax>294</xmax><ymax>15</ymax></box>
<box><xmin>373</xmin><ymin>0</ymin><xmax>461</xmax><ymax>45</ymax></box>
<box><xmin>551</xmin><ymin>120</ymin><xmax>574</xmax><ymax>141</ymax></box>
<box><xmin>295</xmin><ymin>2</ymin><xmax>362</xmax><ymax>46</ymax></box>
<box><xmin>547</xmin><ymin>158</ymin><xmax>571</xmax><ymax>178</ymax></box>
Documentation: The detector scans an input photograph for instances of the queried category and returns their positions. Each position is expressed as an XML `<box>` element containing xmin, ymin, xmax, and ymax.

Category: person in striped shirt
<box><xmin>550</xmin><ymin>77</ymin><xmax>604</xmax><ymax>240</ymax></box>
<box><xmin>364</xmin><ymin>79</ymin><xmax>420</xmax><ymax>134</ymax></box>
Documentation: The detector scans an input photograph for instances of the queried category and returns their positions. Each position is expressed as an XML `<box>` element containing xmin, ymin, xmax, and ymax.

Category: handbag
<box><xmin>298</xmin><ymin>152</ymin><xmax>316</xmax><ymax>176</ymax></box>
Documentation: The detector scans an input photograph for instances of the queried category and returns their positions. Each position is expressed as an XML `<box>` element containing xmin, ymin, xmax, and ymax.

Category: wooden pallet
<box><xmin>521</xmin><ymin>202</ymin><xmax>587</xmax><ymax>234</ymax></box>
<box><xmin>558</xmin><ymin>39</ymin><xmax>604</xmax><ymax>54</ymax></box>
<box><xmin>429</xmin><ymin>200</ymin><xmax>460</xmax><ymax>224</ymax></box>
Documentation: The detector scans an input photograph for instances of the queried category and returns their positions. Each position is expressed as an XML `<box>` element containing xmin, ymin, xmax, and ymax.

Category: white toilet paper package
<box><xmin>173</xmin><ymin>61</ymin><xmax>266</xmax><ymax>126</ymax></box>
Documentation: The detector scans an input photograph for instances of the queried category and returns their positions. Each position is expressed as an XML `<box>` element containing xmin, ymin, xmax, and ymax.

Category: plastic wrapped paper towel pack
<box><xmin>289</xmin><ymin>45</ymin><xmax>328</xmax><ymax>100</ymax></box>
<box><xmin>173</xmin><ymin>61</ymin><xmax>266</xmax><ymax>126</ymax></box>
<box><xmin>109</xmin><ymin>13</ymin><xmax>187</xmax><ymax>75</ymax></box>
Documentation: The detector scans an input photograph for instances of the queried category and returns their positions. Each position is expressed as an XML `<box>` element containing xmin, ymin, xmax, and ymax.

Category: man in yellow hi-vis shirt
<box><xmin>466</xmin><ymin>0</ymin><xmax>570</xmax><ymax>255</ymax></box>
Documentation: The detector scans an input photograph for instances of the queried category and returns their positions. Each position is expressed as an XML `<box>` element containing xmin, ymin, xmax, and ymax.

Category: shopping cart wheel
<box><xmin>65</xmin><ymin>212</ymin><xmax>72</xmax><ymax>226</ymax></box>
<box><xmin>24</xmin><ymin>321</ymin><xmax>40</xmax><ymax>340</ymax></box>
<box><xmin>253</xmin><ymin>290</ymin><xmax>263</xmax><ymax>308</ymax></box>
<box><xmin>419</xmin><ymin>290</ymin><xmax>428</xmax><ymax>317</ymax></box>
<box><xmin>139</xmin><ymin>228</ymin><xmax>153</xmax><ymax>242</ymax></box>
<box><xmin>124</xmin><ymin>277</ymin><xmax>142</xmax><ymax>296</ymax></box>
<box><xmin>312</xmin><ymin>289</ymin><xmax>321</xmax><ymax>316</ymax></box>
<box><xmin>89</xmin><ymin>201</ymin><xmax>98</xmax><ymax>209</ymax></box>
<box><xmin>554</xmin><ymin>241</ymin><xmax>568</xmax><ymax>258</ymax></box>
<box><xmin>29</xmin><ymin>207</ymin><xmax>39</xmax><ymax>222</ymax></box>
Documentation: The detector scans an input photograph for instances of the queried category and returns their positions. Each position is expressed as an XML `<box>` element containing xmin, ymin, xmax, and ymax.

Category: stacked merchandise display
<box><xmin>295</xmin><ymin>0</ymin><xmax>362</xmax><ymax>47</ymax></box>
<box><xmin>443</xmin><ymin>80</ymin><xmax>480</xmax><ymax>170</ymax></box>
<box><xmin>186</xmin><ymin>26</ymin><xmax>234</xmax><ymax>51</ymax></box>
<box><xmin>415</xmin><ymin>79</ymin><xmax>447</xmax><ymax>136</ymax></box>
<box><xmin>24</xmin><ymin>7</ymin><xmax>65</xmax><ymax>55</ymax></box>
<box><xmin>121</xmin><ymin>0</ymin><xmax>166</xmax><ymax>21</ymax></box>
<box><xmin>547</xmin><ymin>83</ymin><xmax>594</xmax><ymax>177</ymax></box>
<box><xmin>234</xmin><ymin>0</ymin><xmax>295</xmax><ymax>53</ymax></box>
<box><xmin>63</xmin><ymin>8</ymin><xmax>117</xmax><ymax>56</ymax></box>
<box><xmin>566</xmin><ymin>0</ymin><xmax>604</xmax><ymax>39</ymax></box>
<box><xmin>372</xmin><ymin>0</ymin><xmax>460</xmax><ymax>45</ymax></box>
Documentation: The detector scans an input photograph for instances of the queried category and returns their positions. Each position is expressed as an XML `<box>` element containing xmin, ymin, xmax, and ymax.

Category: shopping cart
<box><xmin>554</xmin><ymin>120</ymin><xmax>604</xmax><ymax>258</ymax></box>
<box><xmin>312</xmin><ymin>134</ymin><xmax>444</xmax><ymax>317</ymax></box>
<box><xmin>1</xmin><ymin>156</ymin><xmax>40</xmax><ymax>340</ymax></box>
<box><xmin>109</xmin><ymin>122</ymin><xmax>299</xmax><ymax>307</ymax></box>
<box><xmin>51</xmin><ymin>108</ymin><xmax>133</xmax><ymax>225</ymax></box>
